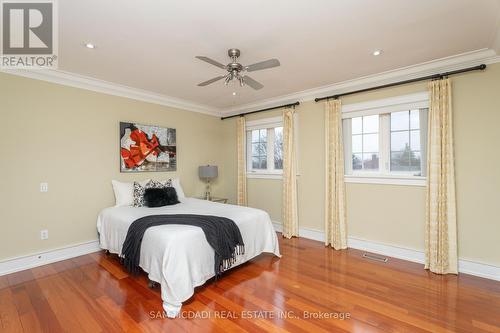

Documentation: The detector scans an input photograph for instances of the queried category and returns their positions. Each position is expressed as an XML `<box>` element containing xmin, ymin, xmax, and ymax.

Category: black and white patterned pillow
<box><xmin>133</xmin><ymin>179</ymin><xmax>173</xmax><ymax>207</ymax></box>
<box><xmin>162</xmin><ymin>178</ymin><xmax>173</xmax><ymax>188</ymax></box>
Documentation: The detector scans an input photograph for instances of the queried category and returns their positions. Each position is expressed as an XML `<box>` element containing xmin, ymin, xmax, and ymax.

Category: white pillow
<box><xmin>111</xmin><ymin>179</ymin><xmax>150</xmax><ymax>207</ymax></box>
<box><xmin>171</xmin><ymin>178</ymin><xmax>185</xmax><ymax>199</ymax></box>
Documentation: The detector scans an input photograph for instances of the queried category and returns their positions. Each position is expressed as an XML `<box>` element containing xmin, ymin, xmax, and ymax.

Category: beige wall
<box><xmin>0</xmin><ymin>73</ymin><xmax>235</xmax><ymax>260</ymax></box>
<box><xmin>243</xmin><ymin>63</ymin><xmax>500</xmax><ymax>266</ymax></box>
<box><xmin>1</xmin><ymin>63</ymin><xmax>499</xmax><ymax>267</ymax></box>
<box><xmin>248</xmin><ymin>179</ymin><xmax>282</xmax><ymax>222</ymax></box>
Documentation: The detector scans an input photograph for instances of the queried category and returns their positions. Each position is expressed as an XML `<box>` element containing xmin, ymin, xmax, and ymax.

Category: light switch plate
<box><xmin>40</xmin><ymin>183</ymin><xmax>48</xmax><ymax>192</ymax></box>
<box><xmin>40</xmin><ymin>229</ymin><xmax>49</xmax><ymax>240</ymax></box>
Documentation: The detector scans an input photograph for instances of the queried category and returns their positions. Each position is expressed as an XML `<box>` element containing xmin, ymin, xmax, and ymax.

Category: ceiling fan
<box><xmin>196</xmin><ymin>48</ymin><xmax>280</xmax><ymax>90</ymax></box>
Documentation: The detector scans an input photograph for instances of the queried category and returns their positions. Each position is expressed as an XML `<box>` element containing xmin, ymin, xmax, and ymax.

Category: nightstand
<box><xmin>196</xmin><ymin>197</ymin><xmax>228</xmax><ymax>204</ymax></box>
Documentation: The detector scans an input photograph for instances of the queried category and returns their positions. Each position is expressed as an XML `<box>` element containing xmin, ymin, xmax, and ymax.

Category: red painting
<box><xmin>120</xmin><ymin>122</ymin><xmax>176</xmax><ymax>172</ymax></box>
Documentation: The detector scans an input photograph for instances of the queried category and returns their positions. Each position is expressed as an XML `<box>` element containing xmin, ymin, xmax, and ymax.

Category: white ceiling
<box><xmin>58</xmin><ymin>0</ymin><xmax>500</xmax><ymax>112</ymax></box>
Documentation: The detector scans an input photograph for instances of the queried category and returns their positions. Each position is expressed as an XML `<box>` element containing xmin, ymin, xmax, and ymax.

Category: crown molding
<box><xmin>221</xmin><ymin>48</ymin><xmax>500</xmax><ymax>116</ymax></box>
<box><xmin>2</xmin><ymin>49</ymin><xmax>499</xmax><ymax>118</ymax></box>
<box><xmin>0</xmin><ymin>68</ymin><xmax>222</xmax><ymax>117</ymax></box>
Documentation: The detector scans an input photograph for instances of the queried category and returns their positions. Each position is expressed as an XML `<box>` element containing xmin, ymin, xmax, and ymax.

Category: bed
<box><xmin>96</xmin><ymin>197</ymin><xmax>281</xmax><ymax>317</ymax></box>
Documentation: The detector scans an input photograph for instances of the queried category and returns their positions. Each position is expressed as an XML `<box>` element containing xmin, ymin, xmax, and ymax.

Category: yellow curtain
<box><xmin>282</xmin><ymin>108</ymin><xmax>299</xmax><ymax>238</ymax></box>
<box><xmin>237</xmin><ymin>117</ymin><xmax>247</xmax><ymax>206</ymax></box>
<box><xmin>324</xmin><ymin>99</ymin><xmax>347</xmax><ymax>250</ymax></box>
<box><xmin>425</xmin><ymin>79</ymin><xmax>458</xmax><ymax>274</ymax></box>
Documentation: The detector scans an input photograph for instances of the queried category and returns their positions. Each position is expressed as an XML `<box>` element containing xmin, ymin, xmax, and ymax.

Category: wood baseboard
<box><xmin>3</xmin><ymin>225</ymin><xmax>500</xmax><ymax>282</ymax></box>
<box><xmin>0</xmin><ymin>240</ymin><xmax>101</xmax><ymax>276</ymax></box>
<box><xmin>272</xmin><ymin>222</ymin><xmax>500</xmax><ymax>281</ymax></box>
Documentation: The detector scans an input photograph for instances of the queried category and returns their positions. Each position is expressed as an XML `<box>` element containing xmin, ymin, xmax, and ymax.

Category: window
<box><xmin>273</xmin><ymin>127</ymin><xmax>284</xmax><ymax>169</ymax></box>
<box><xmin>250</xmin><ymin>128</ymin><xmax>268</xmax><ymax>170</ymax></box>
<box><xmin>342</xmin><ymin>93</ymin><xmax>429</xmax><ymax>186</ymax></box>
<box><xmin>246</xmin><ymin>117</ymin><xmax>284</xmax><ymax>178</ymax></box>
<box><xmin>351</xmin><ymin>115</ymin><xmax>379</xmax><ymax>171</ymax></box>
<box><xmin>390</xmin><ymin>110</ymin><xmax>423</xmax><ymax>173</ymax></box>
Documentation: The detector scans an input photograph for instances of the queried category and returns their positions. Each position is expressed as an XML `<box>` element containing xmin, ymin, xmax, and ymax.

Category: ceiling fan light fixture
<box><xmin>196</xmin><ymin>48</ymin><xmax>280</xmax><ymax>90</ymax></box>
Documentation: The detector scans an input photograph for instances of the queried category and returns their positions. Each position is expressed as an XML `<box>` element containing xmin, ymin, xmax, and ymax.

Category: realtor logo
<box><xmin>1</xmin><ymin>0</ymin><xmax>58</xmax><ymax>68</ymax></box>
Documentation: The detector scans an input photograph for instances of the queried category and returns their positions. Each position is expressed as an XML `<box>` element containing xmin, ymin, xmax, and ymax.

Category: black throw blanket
<box><xmin>121</xmin><ymin>214</ymin><xmax>245</xmax><ymax>278</ymax></box>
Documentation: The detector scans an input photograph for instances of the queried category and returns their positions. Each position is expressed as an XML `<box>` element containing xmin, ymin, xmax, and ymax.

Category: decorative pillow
<box><xmin>144</xmin><ymin>187</ymin><xmax>180</xmax><ymax>207</ymax></box>
<box><xmin>160</xmin><ymin>178</ymin><xmax>185</xmax><ymax>199</ymax></box>
<box><xmin>112</xmin><ymin>179</ymin><xmax>150</xmax><ymax>207</ymax></box>
<box><xmin>133</xmin><ymin>179</ymin><xmax>172</xmax><ymax>207</ymax></box>
<box><xmin>162</xmin><ymin>178</ymin><xmax>173</xmax><ymax>188</ymax></box>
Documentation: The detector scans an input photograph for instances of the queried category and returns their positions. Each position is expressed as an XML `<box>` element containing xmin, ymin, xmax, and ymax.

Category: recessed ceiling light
<box><xmin>373</xmin><ymin>49</ymin><xmax>382</xmax><ymax>56</ymax></box>
<box><xmin>85</xmin><ymin>43</ymin><xmax>96</xmax><ymax>49</ymax></box>
<box><xmin>232</xmin><ymin>92</ymin><xmax>237</xmax><ymax>96</ymax></box>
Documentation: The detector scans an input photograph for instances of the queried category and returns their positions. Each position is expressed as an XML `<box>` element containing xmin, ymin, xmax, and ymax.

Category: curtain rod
<box><xmin>314</xmin><ymin>64</ymin><xmax>487</xmax><ymax>103</ymax></box>
<box><xmin>220</xmin><ymin>102</ymin><xmax>300</xmax><ymax>120</ymax></box>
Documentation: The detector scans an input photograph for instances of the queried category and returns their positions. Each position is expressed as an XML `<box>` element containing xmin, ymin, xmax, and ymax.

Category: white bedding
<box><xmin>96</xmin><ymin>198</ymin><xmax>280</xmax><ymax>317</ymax></box>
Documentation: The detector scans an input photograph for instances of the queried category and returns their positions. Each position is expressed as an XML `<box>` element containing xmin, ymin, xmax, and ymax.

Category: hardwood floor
<box><xmin>1</xmin><ymin>235</ymin><xmax>500</xmax><ymax>333</ymax></box>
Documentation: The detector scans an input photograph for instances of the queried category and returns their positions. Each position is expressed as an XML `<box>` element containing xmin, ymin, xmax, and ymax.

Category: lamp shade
<box><xmin>199</xmin><ymin>165</ymin><xmax>218</xmax><ymax>179</ymax></box>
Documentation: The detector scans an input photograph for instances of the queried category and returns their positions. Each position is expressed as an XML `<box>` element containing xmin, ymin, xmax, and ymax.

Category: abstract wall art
<box><xmin>120</xmin><ymin>122</ymin><xmax>177</xmax><ymax>172</ymax></box>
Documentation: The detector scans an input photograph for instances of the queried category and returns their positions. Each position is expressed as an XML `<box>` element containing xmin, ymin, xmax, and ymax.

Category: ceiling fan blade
<box><xmin>195</xmin><ymin>56</ymin><xmax>227</xmax><ymax>69</ymax></box>
<box><xmin>245</xmin><ymin>59</ymin><xmax>280</xmax><ymax>72</ymax></box>
<box><xmin>243</xmin><ymin>75</ymin><xmax>264</xmax><ymax>90</ymax></box>
<box><xmin>197</xmin><ymin>76</ymin><xmax>225</xmax><ymax>86</ymax></box>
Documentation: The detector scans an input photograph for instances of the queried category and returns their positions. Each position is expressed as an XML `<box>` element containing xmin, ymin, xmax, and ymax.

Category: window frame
<box><xmin>246</xmin><ymin>116</ymin><xmax>284</xmax><ymax>179</ymax></box>
<box><xmin>342</xmin><ymin>92</ymin><xmax>429</xmax><ymax>186</ymax></box>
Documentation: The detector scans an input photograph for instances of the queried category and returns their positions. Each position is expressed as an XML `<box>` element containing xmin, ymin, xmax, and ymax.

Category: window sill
<box><xmin>247</xmin><ymin>172</ymin><xmax>283</xmax><ymax>180</ymax></box>
<box><xmin>344</xmin><ymin>175</ymin><xmax>426</xmax><ymax>186</ymax></box>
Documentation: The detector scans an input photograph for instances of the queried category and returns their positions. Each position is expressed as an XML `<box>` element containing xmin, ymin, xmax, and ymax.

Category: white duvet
<box><xmin>96</xmin><ymin>198</ymin><xmax>280</xmax><ymax>317</ymax></box>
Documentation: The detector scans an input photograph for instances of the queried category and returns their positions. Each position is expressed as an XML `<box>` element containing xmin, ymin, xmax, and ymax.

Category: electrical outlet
<box><xmin>40</xmin><ymin>183</ymin><xmax>48</xmax><ymax>192</ymax></box>
<box><xmin>40</xmin><ymin>229</ymin><xmax>49</xmax><ymax>240</ymax></box>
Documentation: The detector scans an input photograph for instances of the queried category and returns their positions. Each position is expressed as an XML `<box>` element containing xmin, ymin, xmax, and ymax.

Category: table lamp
<box><xmin>199</xmin><ymin>165</ymin><xmax>218</xmax><ymax>200</ymax></box>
